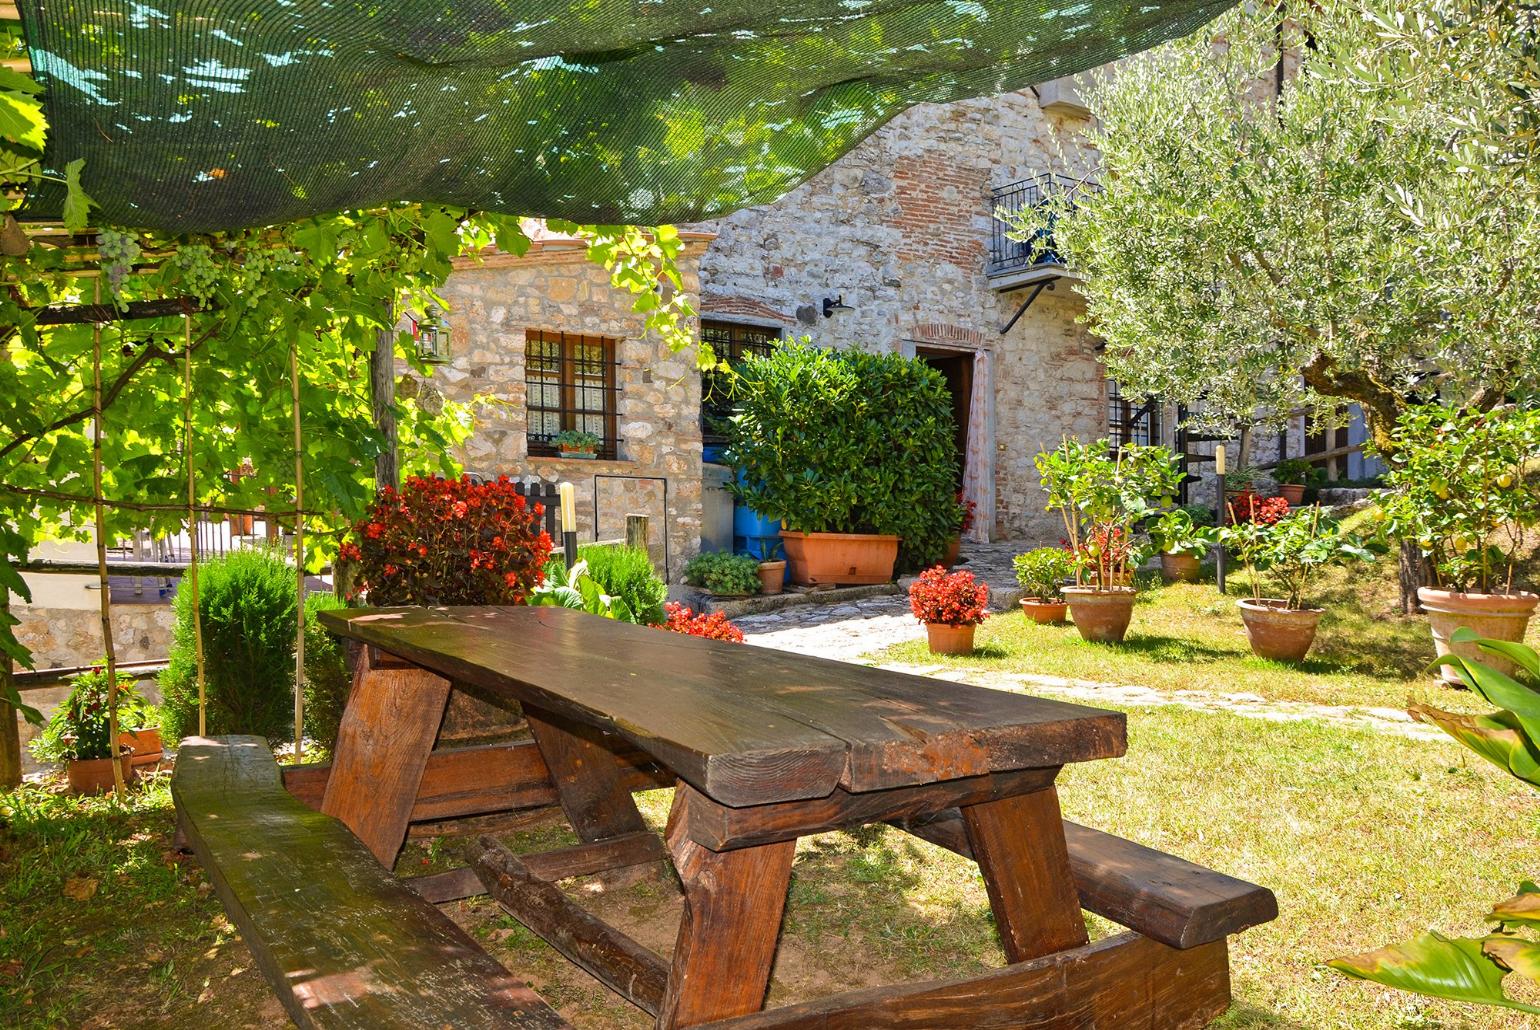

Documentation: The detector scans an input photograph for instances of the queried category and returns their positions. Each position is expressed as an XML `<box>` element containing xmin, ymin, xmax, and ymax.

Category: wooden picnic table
<box><xmin>178</xmin><ymin>603</ymin><xmax>1272</xmax><ymax>1028</ymax></box>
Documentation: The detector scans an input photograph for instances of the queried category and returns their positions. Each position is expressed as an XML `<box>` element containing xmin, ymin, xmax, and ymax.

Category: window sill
<box><xmin>525</xmin><ymin>456</ymin><xmax>643</xmax><ymax>473</ymax></box>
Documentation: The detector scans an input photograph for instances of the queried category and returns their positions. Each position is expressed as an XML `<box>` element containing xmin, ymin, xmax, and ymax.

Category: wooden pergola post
<box><xmin>0</xmin><ymin>584</ymin><xmax>19</xmax><ymax>789</ymax></box>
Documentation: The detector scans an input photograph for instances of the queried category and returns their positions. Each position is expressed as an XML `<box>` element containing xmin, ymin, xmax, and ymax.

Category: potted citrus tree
<box><xmin>1219</xmin><ymin>505</ymin><xmax>1377</xmax><ymax>661</ymax></box>
<box><xmin>1147</xmin><ymin>507</ymin><xmax>1217</xmax><ymax>582</ymax></box>
<box><xmin>1012</xmin><ymin>547</ymin><xmax>1074</xmax><ymax>624</ymax></box>
<box><xmin>1036</xmin><ymin>438</ymin><xmax>1183</xmax><ymax>643</ymax></box>
<box><xmin>30</xmin><ymin>666</ymin><xmax>156</xmax><ymax>794</ymax></box>
<box><xmin>1379</xmin><ymin>404</ymin><xmax>1540</xmax><ymax>685</ymax></box>
<box><xmin>727</xmin><ymin>343</ymin><xmax>958</xmax><ymax>585</ymax></box>
<box><xmin>908</xmin><ymin>566</ymin><xmax>990</xmax><ymax>655</ymax></box>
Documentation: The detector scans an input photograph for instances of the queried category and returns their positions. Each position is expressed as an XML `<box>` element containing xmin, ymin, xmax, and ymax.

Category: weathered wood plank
<box><xmin>894</xmin><ymin>812</ymin><xmax>1278</xmax><ymax>950</ymax></box>
<box><xmin>473</xmin><ymin>836</ymin><xmax>671</xmax><ymax>1016</ymax></box>
<box><xmin>695</xmin><ymin>932</ymin><xmax>1231</xmax><ymax>1030</ymax></box>
<box><xmin>659</xmin><ymin>782</ymin><xmax>797</xmax><ymax>1029</ymax></box>
<box><xmin>319</xmin><ymin>606</ymin><xmax>1124</xmax><ymax>806</ymax></box>
<box><xmin>526</xmin><ymin>706</ymin><xmax>651</xmax><ymax>843</ymax></box>
<box><xmin>963</xmin><ymin>788</ymin><xmax>1088</xmax><ymax>963</ymax></box>
<box><xmin>321</xmin><ymin>649</ymin><xmax>452</xmax><ymax>865</ymax></box>
<box><xmin>408</xmin><ymin>832</ymin><xmax>670</xmax><ymax>904</ymax></box>
<box><xmin>172</xmin><ymin>736</ymin><xmax>568</xmax><ymax>1029</ymax></box>
<box><xmin>682</xmin><ymin>766</ymin><xmax>1059</xmax><ymax>851</ymax></box>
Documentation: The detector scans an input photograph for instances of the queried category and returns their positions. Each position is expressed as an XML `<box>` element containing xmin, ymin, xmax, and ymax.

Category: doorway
<box><xmin>918</xmin><ymin>348</ymin><xmax>973</xmax><ymax>493</ymax></box>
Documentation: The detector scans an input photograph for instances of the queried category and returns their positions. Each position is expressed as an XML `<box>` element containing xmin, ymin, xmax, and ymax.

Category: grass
<box><xmin>7</xmin><ymin>704</ymin><xmax>1536</xmax><ymax>1029</ymax></box>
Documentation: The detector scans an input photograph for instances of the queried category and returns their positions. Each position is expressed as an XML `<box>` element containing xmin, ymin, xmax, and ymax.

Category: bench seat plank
<box><xmin>172</xmin><ymin>735</ymin><xmax>568</xmax><ymax>1029</ymax></box>
<box><xmin>319</xmin><ymin>606</ymin><xmax>1125</xmax><ymax>806</ymax></box>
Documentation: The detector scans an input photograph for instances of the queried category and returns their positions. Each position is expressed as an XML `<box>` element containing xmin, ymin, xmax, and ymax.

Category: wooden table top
<box><xmin>319</xmin><ymin>606</ymin><xmax>1126</xmax><ymax>807</ymax></box>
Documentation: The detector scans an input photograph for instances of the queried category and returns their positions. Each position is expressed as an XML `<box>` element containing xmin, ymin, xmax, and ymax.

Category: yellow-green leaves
<box><xmin>1328</xmin><ymin>931</ymin><xmax>1540</xmax><ymax>1014</ymax></box>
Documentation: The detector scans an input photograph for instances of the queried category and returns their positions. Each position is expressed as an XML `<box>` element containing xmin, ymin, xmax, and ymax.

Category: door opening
<box><xmin>917</xmin><ymin>349</ymin><xmax>973</xmax><ymax>495</ymax></box>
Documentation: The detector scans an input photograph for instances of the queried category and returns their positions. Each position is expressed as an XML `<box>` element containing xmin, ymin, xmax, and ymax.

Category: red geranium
<box><xmin>343</xmin><ymin>475</ymin><xmax>552</xmax><ymax>605</ymax></box>
<box><xmin>956</xmin><ymin>491</ymin><xmax>977</xmax><ymax>535</ymax></box>
<box><xmin>908</xmin><ymin>566</ymin><xmax>990</xmax><ymax>627</ymax></box>
<box><xmin>656</xmin><ymin>602</ymin><xmax>745</xmax><ymax>642</ymax></box>
<box><xmin>1229</xmin><ymin>493</ymin><xmax>1290</xmax><ymax>526</ymax></box>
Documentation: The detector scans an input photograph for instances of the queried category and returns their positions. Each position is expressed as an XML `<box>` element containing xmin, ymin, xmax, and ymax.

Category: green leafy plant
<box><xmin>301</xmin><ymin>593</ymin><xmax>353</xmax><ymax>754</ymax></box>
<box><xmin>1034</xmin><ymin>439</ymin><xmax>1183</xmax><ymax>587</ymax></box>
<box><xmin>1330</xmin><ymin>632</ymin><xmax>1540</xmax><ymax>1014</ymax></box>
<box><xmin>159</xmin><ymin>549</ymin><xmax>299</xmax><ymax>746</ymax></box>
<box><xmin>1147</xmin><ymin>508</ymin><xmax>1219</xmax><ymax>560</ymax></box>
<box><xmin>1222</xmin><ymin>466</ymin><xmax>1258</xmax><ymax>492</ymax></box>
<box><xmin>1376</xmin><ymin>404</ymin><xmax>1540</xmax><ymax>595</ymax></box>
<box><xmin>1218</xmin><ymin>506</ymin><xmax>1377</xmax><ymax>610</ymax></box>
<box><xmin>528</xmin><ymin>559</ymin><xmax>638</xmax><ymax>622</ymax></box>
<box><xmin>574</xmin><ymin>544</ymin><xmax>667</xmax><ymax>626</ymax></box>
<box><xmin>1180</xmin><ymin>503</ymin><xmax>1218</xmax><ymax>528</ymax></box>
<box><xmin>1274</xmin><ymin>458</ymin><xmax>1325</xmax><ymax>488</ymax></box>
<box><xmin>554</xmin><ymin>429</ymin><xmax>601</xmax><ymax>454</ymax></box>
<box><xmin>1012</xmin><ymin>548</ymin><xmax>1075</xmax><ymax>602</ymax></box>
<box><xmin>29</xmin><ymin>665</ymin><xmax>153</xmax><ymax>763</ymax></box>
<box><xmin>725</xmin><ymin>342</ymin><xmax>959</xmax><ymax>568</ymax></box>
<box><xmin>684</xmin><ymin>551</ymin><xmax>762</xmax><ymax>596</ymax></box>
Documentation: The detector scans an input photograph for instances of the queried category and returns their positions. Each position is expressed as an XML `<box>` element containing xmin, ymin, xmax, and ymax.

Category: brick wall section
<box><xmin>893</xmin><ymin>154</ymin><xmax>988</xmax><ymax>268</ymax></box>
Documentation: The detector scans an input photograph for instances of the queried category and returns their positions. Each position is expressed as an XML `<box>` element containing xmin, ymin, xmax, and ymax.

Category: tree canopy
<box><xmin>1014</xmin><ymin>0</ymin><xmax>1540</xmax><ymax>444</ymax></box>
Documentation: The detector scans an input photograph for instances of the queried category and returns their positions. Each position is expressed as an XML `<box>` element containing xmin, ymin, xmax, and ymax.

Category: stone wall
<box><xmin>15</xmin><ymin>603</ymin><xmax>174</xmax><ymax>670</ymax></box>
<box><xmin>412</xmin><ymin>235</ymin><xmax>712</xmax><ymax>580</ymax></box>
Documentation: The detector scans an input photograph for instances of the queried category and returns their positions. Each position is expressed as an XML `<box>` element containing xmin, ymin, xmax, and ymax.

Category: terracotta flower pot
<box><xmin>1277</xmin><ymin>483</ymin><xmax>1307</xmax><ymax>505</ymax></box>
<box><xmin>1019</xmin><ymin>598</ymin><xmax>1069</xmax><ymax>625</ymax></box>
<box><xmin>1062</xmin><ymin>586</ymin><xmax>1136</xmax><ymax>643</ymax></box>
<box><xmin>119</xmin><ymin>727</ymin><xmax>165</xmax><ymax>778</ymax></box>
<box><xmin>941</xmin><ymin>536</ymin><xmax>962</xmax><ymax>569</ymax></box>
<box><xmin>1160</xmin><ymin>553</ymin><xmax>1202</xmax><ymax>583</ymax></box>
<box><xmin>781</xmin><ymin>530</ymin><xmax>899</xmax><ymax>586</ymax></box>
<box><xmin>66</xmin><ymin>756</ymin><xmax>133</xmax><ymax>795</ymax></box>
<box><xmin>925</xmin><ymin>622</ymin><xmax>977</xmax><ymax>655</ymax></box>
<box><xmin>757</xmin><ymin>560</ymin><xmax>787</xmax><ymax>595</ymax></box>
<box><xmin>1237</xmin><ymin>598</ymin><xmax>1323</xmax><ymax>663</ymax></box>
<box><xmin>1418</xmin><ymin>587</ymin><xmax>1540</xmax><ymax>686</ymax></box>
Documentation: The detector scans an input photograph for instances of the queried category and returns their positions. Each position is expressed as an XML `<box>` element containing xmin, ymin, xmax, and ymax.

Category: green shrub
<box><xmin>1012</xmin><ymin>548</ymin><xmax>1075</xmax><ymax>602</ymax></box>
<box><xmin>159</xmin><ymin>548</ymin><xmax>297</xmax><ymax>746</ymax></box>
<box><xmin>576</xmin><ymin>544</ymin><xmax>667</xmax><ymax>625</ymax></box>
<box><xmin>684</xmin><ymin>551</ymin><xmax>762</xmax><ymax>595</ymax></box>
<box><xmin>302</xmin><ymin>593</ymin><xmax>352</xmax><ymax>753</ymax></box>
<box><xmin>726</xmin><ymin>342</ymin><xmax>959</xmax><ymax>568</ymax></box>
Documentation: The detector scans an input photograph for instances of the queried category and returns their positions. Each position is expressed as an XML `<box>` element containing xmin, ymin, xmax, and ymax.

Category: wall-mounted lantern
<box><xmin>822</xmin><ymin>295</ymin><xmax>854</xmax><ymax>318</ymax></box>
<box><xmin>410</xmin><ymin>308</ymin><xmax>451</xmax><ymax>364</ymax></box>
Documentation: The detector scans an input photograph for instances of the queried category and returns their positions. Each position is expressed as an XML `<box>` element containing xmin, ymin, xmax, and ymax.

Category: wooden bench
<box><xmin>170</xmin><ymin>735</ymin><xmax>570</xmax><ymax>1029</ymax></box>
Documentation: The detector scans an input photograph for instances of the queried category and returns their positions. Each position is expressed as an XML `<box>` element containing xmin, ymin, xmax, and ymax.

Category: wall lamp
<box><xmin>822</xmin><ymin>295</ymin><xmax>854</xmax><ymax>318</ymax></box>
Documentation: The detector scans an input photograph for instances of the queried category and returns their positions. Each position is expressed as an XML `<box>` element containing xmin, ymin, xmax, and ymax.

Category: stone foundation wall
<box><xmin>15</xmin><ymin>603</ymin><xmax>174</xmax><ymax>670</ymax></box>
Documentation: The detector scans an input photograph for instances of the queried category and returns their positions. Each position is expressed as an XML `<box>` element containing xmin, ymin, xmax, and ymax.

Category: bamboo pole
<box><xmin>290</xmin><ymin>339</ymin><xmax>305</xmax><ymax>763</ymax></box>
<box><xmin>90</xmin><ymin>279</ymin><xmax>125</xmax><ymax>797</ymax></box>
<box><xmin>183</xmin><ymin>314</ymin><xmax>206</xmax><ymax>736</ymax></box>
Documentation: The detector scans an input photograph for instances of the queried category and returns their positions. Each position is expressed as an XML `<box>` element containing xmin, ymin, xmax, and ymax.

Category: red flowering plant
<box><xmin>956</xmin><ymin>491</ymin><xmax>977</xmax><ymax>535</ymax></box>
<box><xmin>1229</xmin><ymin>493</ymin><xmax>1290</xmax><ymax>526</ymax></box>
<box><xmin>908</xmin><ymin>566</ymin><xmax>991</xmax><ymax>627</ymax></box>
<box><xmin>656</xmin><ymin>602</ymin><xmax>745</xmax><ymax>643</ymax></box>
<box><xmin>341</xmin><ymin>475</ymin><xmax>553</xmax><ymax>605</ymax></box>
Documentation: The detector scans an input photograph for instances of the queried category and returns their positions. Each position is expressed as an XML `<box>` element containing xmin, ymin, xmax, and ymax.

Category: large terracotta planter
<box><xmin>1238</xmin><ymin>598</ymin><xmax>1323</xmax><ymax>662</ymax></box>
<box><xmin>1277</xmin><ymin>483</ymin><xmax>1307</xmax><ymax>505</ymax></box>
<box><xmin>1020</xmin><ymin>598</ymin><xmax>1069</xmax><ymax>625</ymax></box>
<box><xmin>925</xmin><ymin>622</ymin><xmax>977</xmax><ymax>655</ymax></box>
<box><xmin>757</xmin><ymin>560</ymin><xmax>787</xmax><ymax>595</ymax></box>
<box><xmin>66</xmin><ymin>756</ymin><xmax>133</xmax><ymax>795</ymax></box>
<box><xmin>1063</xmin><ymin>586</ymin><xmax>1136</xmax><ymax>643</ymax></box>
<box><xmin>1419</xmin><ymin>587</ymin><xmax>1540</xmax><ymax>686</ymax></box>
<box><xmin>1160</xmin><ymin>553</ymin><xmax>1201</xmax><ymax>583</ymax></box>
<box><xmin>119</xmin><ymin>727</ymin><xmax>165</xmax><ymax>778</ymax></box>
<box><xmin>781</xmin><ymin>530</ymin><xmax>899</xmax><ymax>586</ymax></box>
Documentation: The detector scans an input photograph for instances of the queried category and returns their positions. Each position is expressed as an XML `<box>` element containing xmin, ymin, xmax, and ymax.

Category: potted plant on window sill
<box><xmin>555</xmin><ymin>429</ymin><xmax>600</xmax><ymax>460</ymax></box>
<box><xmin>1037</xmin><ymin>438</ymin><xmax>1183</xmax><ymax>643</ymax></box>
<box><xmin>1378</xmin><ymin>404</ymin><xmax>1540</xmax><ymax>685</ymax></box>
<box><xmin>29</xmin><ymin>665</ymin><xmax>156</xmax><ymax>794</ymax></box>
<box><xmin>1011</xmin><ymin>546</ymin><xmax>1073</xmax><ymax>624</ymax></box>
<box><xmin>1147</xmin><ymin>506</ymin><xmax>1217</xmax><ymax>583</ymax></box>
<box><xmin>1219</xmin><ymin>505</ymin><xmax>1377</xmax><ymax>662</ymax></box>
<box><xmin>909</xmin><ymin>566</ymin><xmax>990</xmax><ymax>655</ymax></box>
<box><xmin>684</xmin><ymin>551</ymin><xmax>763</xmax><ymax>598</ymax></box>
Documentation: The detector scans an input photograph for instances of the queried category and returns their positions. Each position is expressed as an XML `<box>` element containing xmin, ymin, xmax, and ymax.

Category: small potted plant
<box><xmin>1147</xmin><ymin>507</ymin><xmax>1218</xmax><ymax>583</ymax></box>
<box><xmin>1036</xmin><ymin>438</ymin><xmax>1183</xmax><ymax>643</ymax></box>
<box><xmin>1378</xmin><ymin>404</ymin><xmax>1540</xmax><ymax>684</ymax></box>
<box><xmin>555</xmin><ymin>428</ymin><xmax>601</xmax><ymax>459</ymax></box>
<box><xmin>1273</xmin><ymin>457</ymin><xmax>1323</xmax><ymax>506</ymax></box>
<box><xmin>29</xmin><ymin>666</ymin><xmax>155</xmax><ymax>794</ymax></box>
<box><xmin>684</xmin><ymin>551</ymin><xmax>763</xmax><ymax>597</ymax></box>
<box><xmin>1219</xmin><ymin>505</ymin><xmax>1377</xmax><ymax>662</ymax></box>
<box><xmin>908</xmin><ymin>565</ymin><xmax>990</xmax><ymax>655</ymax></box>
<box><xmin>1012</xmin><ymin>547</ymin><xmax>1074</xmax><ymax>624</ymax></box>
<box><xmin>942</xmin><ymin>492</ymin><xmax>976</xmax><ymax>568</ymax></box>
<box><xmin>756</xmin><ymin>541</ymin><xmax>787</xmax><ymax>596</ymax></box>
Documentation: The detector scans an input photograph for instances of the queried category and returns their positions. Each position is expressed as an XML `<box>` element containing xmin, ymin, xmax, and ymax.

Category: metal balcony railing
<box><xmin>987</xmin><ymin>173</ymin><xmax>1101</xmax><ymax>278</ymax></box>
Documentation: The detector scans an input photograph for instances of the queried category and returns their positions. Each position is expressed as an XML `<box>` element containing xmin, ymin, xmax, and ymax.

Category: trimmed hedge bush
<box><xmin>726</xmin><ymin>342</ymin><xmax>959</xmax><ymax>568</ymax></box>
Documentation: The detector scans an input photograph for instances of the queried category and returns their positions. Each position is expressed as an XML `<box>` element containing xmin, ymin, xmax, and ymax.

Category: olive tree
<box><xmin>1013</xmin><ymin>0</ymin><xmax>1540</xmax><ymax>446</ymax></box>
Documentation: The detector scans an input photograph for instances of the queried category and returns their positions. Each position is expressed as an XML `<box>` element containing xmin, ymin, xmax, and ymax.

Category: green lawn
<box><xmin>5</xmin><ymin>702</ymin><xmax>1536</xmax><ymax>1028</ymax></box>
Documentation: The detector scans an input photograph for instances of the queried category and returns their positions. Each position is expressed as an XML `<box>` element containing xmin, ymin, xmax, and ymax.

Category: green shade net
<box><xmin>19</xmin><ymin>0</ymin><xmax>1231</xmax><ymax>232</ymax></box>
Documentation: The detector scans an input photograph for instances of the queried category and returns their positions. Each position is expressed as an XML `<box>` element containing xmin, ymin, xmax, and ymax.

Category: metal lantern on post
<box><xmin>410</xmin><ymin>308</ymin><xmax>451</xmax><ymax>365</ymax></box>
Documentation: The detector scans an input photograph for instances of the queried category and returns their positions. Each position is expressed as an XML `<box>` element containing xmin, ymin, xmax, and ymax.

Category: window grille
<box><xmin>701</xmin><ymin>320</ymin><xmax>779</xmax><ymax>446</ymax></box>
<box><xmin>1107</xmin><ymin>378</ymin><xmax>1160</xmax><ymax>448</ymax></box>
<box><xmin>525</xmin><ymin>330</ymin><xmax>621</xmax><ymax>460</ymax></box>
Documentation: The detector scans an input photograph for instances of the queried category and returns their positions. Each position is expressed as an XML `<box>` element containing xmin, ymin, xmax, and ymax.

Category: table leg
<box><xmin>525</xmin><ymin>705</ymin><xmax>650</xmax><ymax>842</ymax></box>
<box><xmin>657</xmin><ymin>782</ymin><xmax>795</xmax><ymax>1029</ymax></box>
<box><xmin>962</xmin><ymin>786</ymin><xmax>1089</xmax><ymax>963</ymax></box>
<box><xmin>321</xmin><ymin>647</ymin><xmax>452</xmax><ymax>866</ymax></box>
